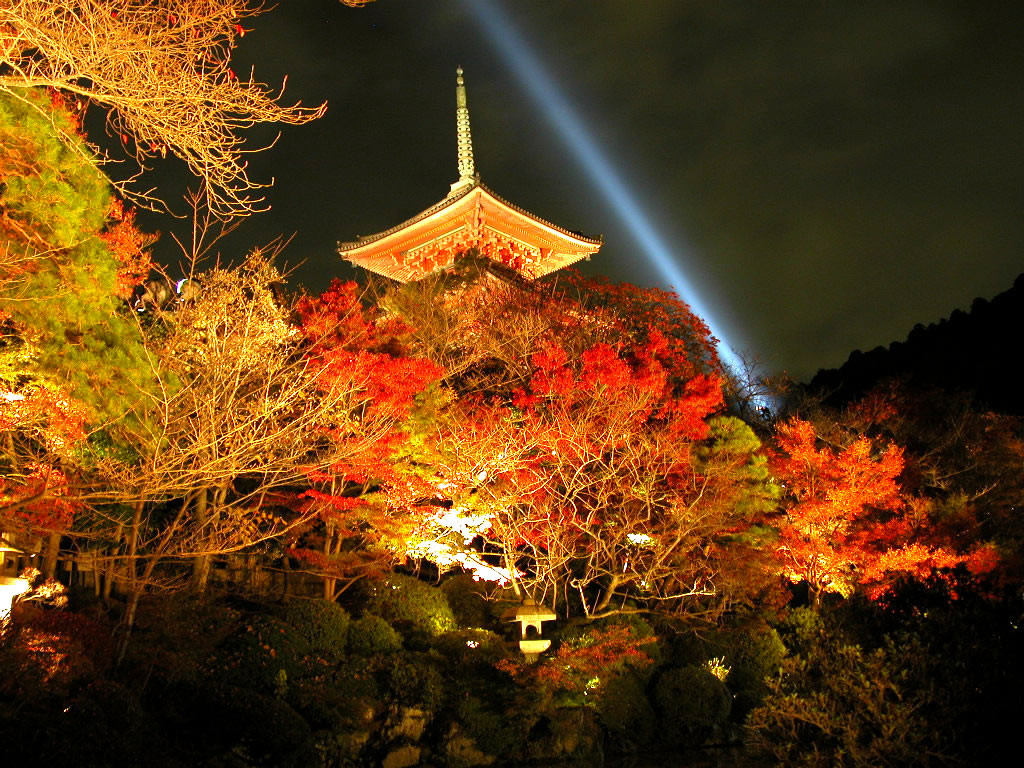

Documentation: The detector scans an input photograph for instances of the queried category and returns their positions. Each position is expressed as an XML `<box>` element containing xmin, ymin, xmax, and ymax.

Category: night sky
<box><xmin>137</xmin><ymin>0</ymin><xmax>1024</xmax><ymax>381</ymax></box>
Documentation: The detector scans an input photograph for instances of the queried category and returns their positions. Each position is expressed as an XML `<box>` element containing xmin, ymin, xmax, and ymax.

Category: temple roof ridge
<box><xmin>338</xmin><ymin>182</ymin><xmax>476</xmax><ymax>251</ymax></box>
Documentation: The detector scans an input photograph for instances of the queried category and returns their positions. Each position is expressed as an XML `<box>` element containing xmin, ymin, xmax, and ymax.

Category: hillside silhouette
<box><xmin>809</xmin><ymin>273</ymin><xmax>1024</xmax><ymax>415</ymax></box>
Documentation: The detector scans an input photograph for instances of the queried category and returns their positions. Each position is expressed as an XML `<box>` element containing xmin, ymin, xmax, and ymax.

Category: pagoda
<box><xmin>337</xmin><ymin>69</ymin><xmax>602</xmax><ymax>282</ymax></box>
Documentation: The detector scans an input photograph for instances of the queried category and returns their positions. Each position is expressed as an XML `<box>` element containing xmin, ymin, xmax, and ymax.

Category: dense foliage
<box><xmin>1</xmin><ymin>5</ymin><xmax>1021</xmax><ymax>766</ymax></box>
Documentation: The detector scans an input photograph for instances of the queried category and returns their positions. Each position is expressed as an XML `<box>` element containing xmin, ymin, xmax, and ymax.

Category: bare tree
<box><xmin>85</xmin><ymin>252</ymin><xmax>400</xmax><ymax>655</ymax></box>
<box><xmin>0</xmin><ymin>0</ymin><xmax>326</xmax><ymax>217</ymax></box>
<box><xmin>429</xmin><ymin>382</ymin><xmax>771</xmax><ymax>621</ymax></box>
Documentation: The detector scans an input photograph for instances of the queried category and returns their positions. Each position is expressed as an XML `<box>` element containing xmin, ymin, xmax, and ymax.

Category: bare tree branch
<box><xmin>1</xmin><ymin>0</ymin><xmax>326</xmax><ymax>217</ymax></box>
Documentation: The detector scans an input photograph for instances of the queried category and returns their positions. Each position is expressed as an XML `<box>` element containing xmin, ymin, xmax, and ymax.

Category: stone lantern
<box><xmin>512</xmin><ymin>599</ymin><xmax>556</xmax><ymax>663</ymax></box>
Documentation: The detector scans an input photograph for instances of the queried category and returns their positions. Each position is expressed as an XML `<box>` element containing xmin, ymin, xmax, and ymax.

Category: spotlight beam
<box><xmin>460</xmin><ymin>0</ymin><xmax>749</xmax><ymax>377</ymax></box>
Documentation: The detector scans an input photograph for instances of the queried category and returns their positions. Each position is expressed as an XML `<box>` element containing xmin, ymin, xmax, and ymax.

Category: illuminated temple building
<box><xmin>337</xmin><ymin>69</ymin><xmax>602</xmax><ymax>282</ymax></box>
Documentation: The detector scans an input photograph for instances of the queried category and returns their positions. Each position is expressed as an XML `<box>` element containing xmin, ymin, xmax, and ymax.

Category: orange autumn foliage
<box><xmin>772</xmin><ymin>418</ymin><xmax>991</xmax><ymax>603</ymax></box>
<box><xmin>0</xmin><ymin>464</ymin><xmax>79</xmax><ymax>533</ymax></box>
<box><xmin>399</xmin><ymin>273</ymin><xmax>776</xmax><ymax>616</ymax></box>
<box><xmin>287</xmin><ymin>280</ymin><xmax>445</xmax><ymax>598</ymax></box>
<box><xmin>99</xmin><ymin>199</ymin><xmax>156</xmax><ymax>300</ymax></box>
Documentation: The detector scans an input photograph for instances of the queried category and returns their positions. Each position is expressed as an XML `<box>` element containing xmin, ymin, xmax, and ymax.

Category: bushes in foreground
<box><xmin>747</xmin><ymin>578</ymin><xmax>1024</xmax><ymax>767</ymax></box>
<box><xmin>2</xmin><ymin>568</ymin><xmax>1020</xmax><ymax>767</ymax></box>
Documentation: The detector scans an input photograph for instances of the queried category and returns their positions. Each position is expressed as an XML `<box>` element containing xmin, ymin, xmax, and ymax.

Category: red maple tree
<box><xmin>99</xmin><ymin>199</ymin><xmax>156</xmax><ymax>300</ymax></box>
<box><xmin>394</xmin><ymin>272</ymin><xmax>775</xmax><ymax>619</ymax></box>
<box><xmin>285</xmin><ymin>279</ymin><xmax>444</xmax><ymax>599</ymax></box>
<box><xmin>771</xmin><ymin>418</ymin><xmax>991</xmax><ymax>605</ymax></box>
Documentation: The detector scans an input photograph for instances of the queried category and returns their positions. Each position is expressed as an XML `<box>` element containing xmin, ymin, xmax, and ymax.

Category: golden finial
<box><xmin>451</xmin><ymin>67</ymin><xmax>476</xmax><ymax>194</ymax></box>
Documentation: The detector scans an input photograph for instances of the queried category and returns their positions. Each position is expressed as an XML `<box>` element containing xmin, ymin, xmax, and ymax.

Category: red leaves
<box><xmin>425</xmin><ymin>281</ymin><xmax>737</xmax><ymax>608</ymax></box>
<box><xmin>296</xmin><ymin>279</ymin><xmax>442</xmax><ymax>420</ymax></box>
<box><xmin>559</xmin><ymin>272</ymin><xmax>723</xmax><ymax>382</ymax></box>
<box><xmin>515</xmin><ymin>507</ymin><xmax>590</xmax><ymax>548</ymax></box>
<box><xmin>497</xmin><ymin>624</ymin><xmax>654</xmax><ymax>694</ymax></box>
<box><xmin>529</xmin><ymin>341</ymin><xmax>574</xmax><ymax>398</ymax></box>
<box><xmin>297</xmin><ymin>278</ymin><xmax>409</xmax><ymax>353</ymax></box>
<box><xmin>580</xmin><ymin>343</ymin><xmax>632</xmax><ymax>393</ymax></box>
<box><xmin>299</xmin><ymin>489</ymin><xmax>366</xmax><ymax>512</ymax></box>
<box><xmin>772</xmin><ymin>419</ymin><xmax>909</xmax><ymax>598</ymax></box>
<box><xmin>773</xmin><ymin>419</ymin><xmax>904</xmax><ymax>514</ymax></box>
<box><xmin>287</xmin><ymin>280</ymin><xmax>445</xmax><ymax>584</ymax></box>
<box><xmin>660</xmin><ymin>374</ymin><xmax>725</xmax><ymax>441</ymax></box>
<box><xmin>523</xmin><ymin>337</ymin><xmax>723</xmax><ymax>442</ymax></box>
<box><xmin>0</xmin><ymin>388</ymin><xmax>87</xmax><ymax>455</ymax></box>
<box><xmin>46</xmin><ymin>89</ymin><xmax>84</xmax><ymax>134</ymax></box>
<box><xmin>309</xmin><ymin>348</ymin><xmax>441</xmax><ymax>421</ymax></box>
<box><xmin>772</xmin><ymin>418</ymin><xmax>987</xmax><ymax>601</ymax></box>
<box><xmin>100</xmin><ymin>198</ymin><xmax>155</xmax><ymax>300</ymax></box>
<box><xmin>0</xmin><ymin>464</ymin><xmax>79</xmax><ymax>533</ymax></box>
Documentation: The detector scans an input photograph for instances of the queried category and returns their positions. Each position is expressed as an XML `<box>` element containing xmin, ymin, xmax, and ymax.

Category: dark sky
<box><xmin>137</xmin><ymin>0</ymin><xmax>1024</xmax><ymax>380</ymax></box>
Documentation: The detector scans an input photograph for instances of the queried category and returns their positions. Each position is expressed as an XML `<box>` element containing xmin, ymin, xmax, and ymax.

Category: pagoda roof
<box><xmin>338</xmin><ymin>69</ymin><xmax>602</xmax><ymax>283</ymax></box>
<box><xmin>337</xmin><ymin>180</ymin><xmax>603</xmax><ymax>283</ymax></box>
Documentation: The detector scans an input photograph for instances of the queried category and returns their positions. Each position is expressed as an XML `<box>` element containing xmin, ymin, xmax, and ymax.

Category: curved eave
<box><xmin>477</xmin><ymin>182</ymin><xmax>603</xmax><ymax>248</ymax></box>
<box><xmin>337</xmin><ymin>184</ymin><xmax>476</xmax><ymax>253</ymax></box>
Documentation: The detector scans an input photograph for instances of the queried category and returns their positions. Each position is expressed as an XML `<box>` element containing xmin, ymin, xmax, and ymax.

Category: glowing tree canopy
<box><xmin>337</xmin><ymin>69</ymin><xmax>603</xmax><ymax>282</ymax></box>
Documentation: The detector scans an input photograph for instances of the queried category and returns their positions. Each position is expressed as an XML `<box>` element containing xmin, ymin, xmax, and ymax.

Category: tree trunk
<box><xmin>116</xmin><ymin>498</ymin><xmax>144</xmax><ymax>662</ymax></box>
<box><xmin>92</xmin><ymin>551</ymin><xmax>101</xmax><ymax>597</ymax></box>
<box><xmin>593</xmin><ymin>575</ymin><xmax>621</xmax><ymax>615</ymax></box>
<box><xmin>322</xmin><ymin>520</ymin><xmax>337</xmax><ymax>601</ymax></box>
<box><xmin>102</xmin><ymin>550</ymin><xmax>114</xmax><ymax>600</ymax></box>
<box><xmin>42</xmin><ymin>530</ymin><xmax>61</xmax><ymax>580</ymax></box>
<box><xmin>280</xmin><ymin>550</ymin><xmax>292</xmax><ymax>598</ymax></box>
<box><xmin>191</xmin><ymin>487</ymin><xmax>210</xmax><ymax>592</ymax></box>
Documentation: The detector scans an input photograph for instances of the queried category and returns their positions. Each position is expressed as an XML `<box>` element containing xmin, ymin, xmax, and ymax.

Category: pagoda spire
<box><xmin>450</xmin><ymin>67</ymin><xmax>477</xmax><ymax>194</ymax></box>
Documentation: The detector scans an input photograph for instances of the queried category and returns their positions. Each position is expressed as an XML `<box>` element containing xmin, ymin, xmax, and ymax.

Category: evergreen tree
<box><xmin>1</xmin><ymin>89</ymin><xmax>153</xmax><ymax>570</ymax></box>
<box><xmin>1</xmin><ymin>89</ymin><xmax>154</xmax><ymax>425</ymax></box>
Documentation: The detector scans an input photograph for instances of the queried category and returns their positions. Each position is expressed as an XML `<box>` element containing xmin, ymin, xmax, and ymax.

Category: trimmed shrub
<box><xmin>433</xmin><ymin>628</ymin><xmax>510</xmax><ymax>668</ymax></box>
<box><xmin>711</xmin><ymin>618</ymin><xmax>786</xmax><ymax>717</ymax></box>
<box><xmin>364</xmin><ymin>573</ymin><xmax>457</xmax><ymax>638</ymax></box>
<box><xmin>206</xmin><ymin>684</ymin><xmax>315</xmax><ymax>767</ymax></box>
<box><xmin>215</xmin><ymin>615</ymin><xmax>306</xmax><ymax>694</ymax></box>
<box><xmin>595</xmin><ymin>671</ymin><xmax>656</xmax><ymax>750</ymax></box>
<box><xmin>283</xmin><ymin>599</ymin><xmax>350</xmax><ymax>660</ymax></box>
<box><xmin>441</xmin><ymin>573</ymin><xmax>491</xmax><ymax>628</ymax></box>
<box><xmin>384</xmin><ymin>652</ymin><xmax>447</xmax><ymax>711</ymax></box>
<box><xmin>663</xmin><ymin>627</ymin><xmax>714</xmax><ymax>669</ymax></box>
<box><xmin>455</xmin><ymin>694</ymin><xmax>526</xmax><ymax>761</ymax></box>
<box><xmin>5</xmin><ymin>604</ymin><xmax>113</xmax><ymax>691</ymax></box>
<box><xmin>153</xmin><ymin>680</ymin><xmax>314</xmax><ymax>767</ymax></box>
<box><xmin>289</xmin><ymin>659</ymin><xmax>381</xmax><ymax>733</ymax></box>
<box><xmin>348</xmin><ymin>614</ymin><xmax>402</xmax><ymax>656</ymax></box>
<box><xmin>131</xmin><ymin>595</ymin><xmax>241</xmax><ymax>683</ymax></box>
